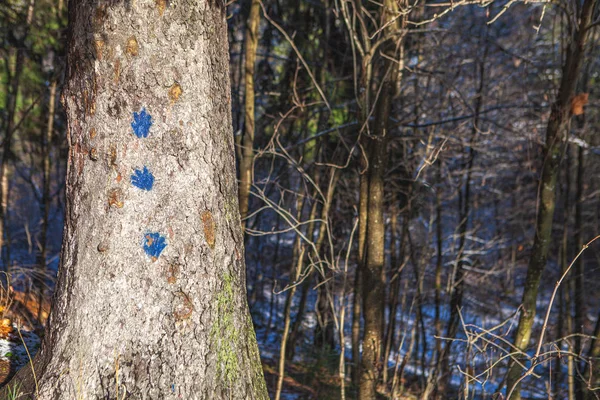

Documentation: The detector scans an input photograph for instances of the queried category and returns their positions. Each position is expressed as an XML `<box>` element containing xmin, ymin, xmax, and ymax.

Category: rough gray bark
<box><xmin>6</xmin><ymin>0</ymin><xmax>269</xmax><ymax>398</ymax></box>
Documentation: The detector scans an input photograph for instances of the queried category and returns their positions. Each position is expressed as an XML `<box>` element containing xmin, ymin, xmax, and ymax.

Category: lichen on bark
<box><xmin>210</xmin><ymin>273</ymin><xmax>241</xmax><ymax>386</ymax></box>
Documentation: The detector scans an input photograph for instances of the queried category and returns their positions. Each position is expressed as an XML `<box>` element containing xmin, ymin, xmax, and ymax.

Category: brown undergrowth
<box><xmin>0</xmin><ymin>285</ymin><xmax>50</xmax><ymax>387</ymax></box>
<box><xmin>262</xmin><ymin>355</ymin><xmax>419</xmax><ymax>399</ymax></box>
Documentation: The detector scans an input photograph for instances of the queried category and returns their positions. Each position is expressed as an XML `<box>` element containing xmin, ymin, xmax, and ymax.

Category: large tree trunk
<box><xmin>36</xmin><ymin>78</ymin><xmax>58</xmax><ymax>323</ymax></box>
<box><xmin>359</xmin><ymin>131</ymin><xmax>387</xmax><ymax>400</ymax></box>
<box><xmin>505</xmin><ymin>0</ymin><xmax>596</xmax><ymax>397</ymax></box>
<box><xmin>238</xmin><ymin>0</ymin><xmax>260</xmax><ymax>228</ymax></box>
<box><xmin>37</xmin><ymin>0</ymin><xmax>65</xmax><ymax>318</ymax></box>
<box><xmin>358</xmin><ymin>1</ymin><xmax>402</xmax><ymax>391</ymax></box>
<box><xmin>6</xmin><ymin>1</ymin><xmax>269</xmax><ymax>398</ymax></box>
<box><xmin>352</xmin><ymin>0</ymin><xmax>405</xmax><ymax>393</ymax></box>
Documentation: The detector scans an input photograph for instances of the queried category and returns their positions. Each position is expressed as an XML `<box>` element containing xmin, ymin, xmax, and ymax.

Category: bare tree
<box><xmin>239</xmin><ymin>0</ymin><xmax>261</xmax><ymax>228</ymax></box>
<box><xmin>506</xmin><ymin>0</ymin><xmax>597</xmax><ymax>397</ymax></box>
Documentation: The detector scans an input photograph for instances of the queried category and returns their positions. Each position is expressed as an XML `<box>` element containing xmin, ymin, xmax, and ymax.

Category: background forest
<box><xmin>1</xmin><ymin>0</ymin><xmax>600</xmax><ymax>398</ymax></box>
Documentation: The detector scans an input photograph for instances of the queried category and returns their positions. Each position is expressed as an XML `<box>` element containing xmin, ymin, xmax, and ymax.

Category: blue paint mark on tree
<box><xmin>143</xmin><ymin>232</ymin><xmax>167</xmax><ymax>260</ymax></box>
<box><xmin>131</xmin><ymin>108</ymin><xmax>153</xmax><ymax>138</ymax></box>
<box><xmin>131</xmin><ymin>166</ymin><xmax>154</xmax><ymax>191</ymax></box>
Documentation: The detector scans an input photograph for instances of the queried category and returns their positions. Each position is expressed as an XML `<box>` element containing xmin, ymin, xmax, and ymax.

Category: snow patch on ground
<box><xmin>0</xmin><ymin>325</ymin><xmax>40</xmax><ymax>372</ymax></box>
